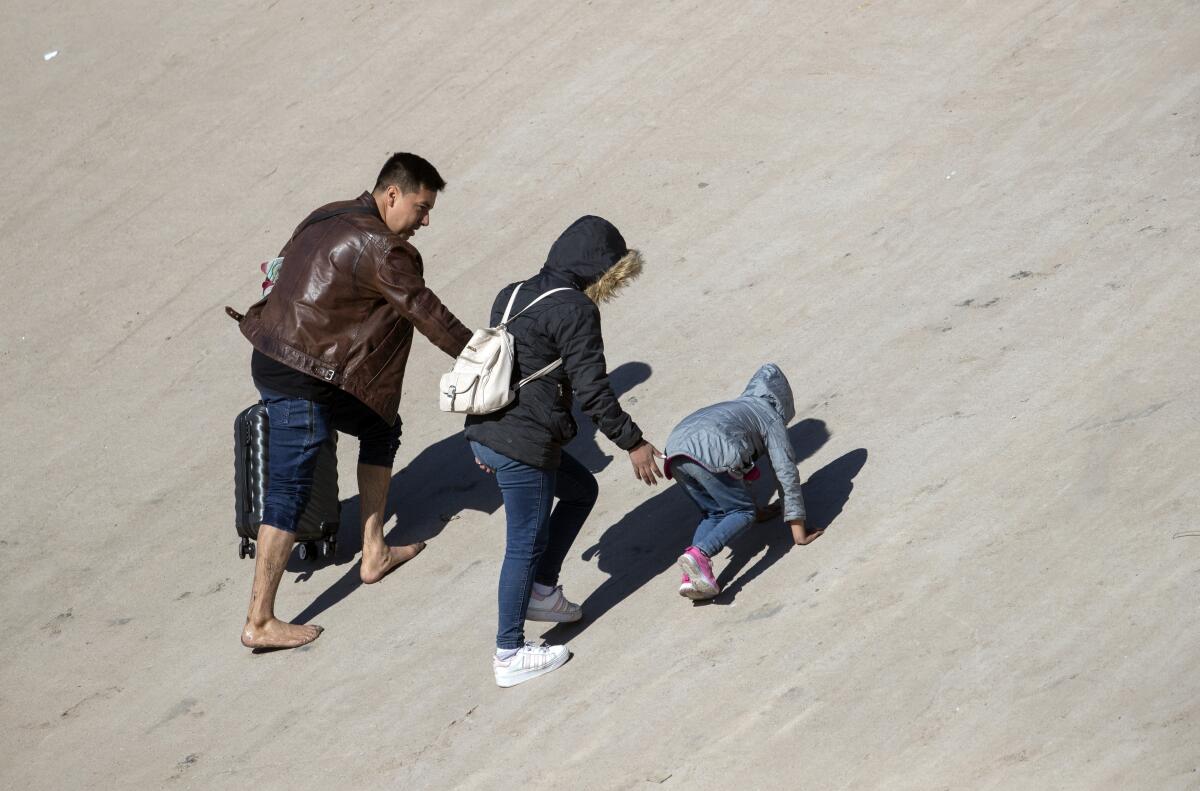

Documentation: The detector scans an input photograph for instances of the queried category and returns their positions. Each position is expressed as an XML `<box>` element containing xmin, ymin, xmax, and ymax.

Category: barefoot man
<box><xmin>234</xmin><ymin>153</ymin><xmax>472</xmax><ymax>649</ymax></box>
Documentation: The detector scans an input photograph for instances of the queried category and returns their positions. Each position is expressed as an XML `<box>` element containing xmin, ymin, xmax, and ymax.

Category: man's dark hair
<box><xmin>373</xmin><ymin>152</ymin><xmax>446</xmax><ymax>194</ymax></box>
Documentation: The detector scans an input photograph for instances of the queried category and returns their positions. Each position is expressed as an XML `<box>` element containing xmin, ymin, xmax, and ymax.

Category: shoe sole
<box><xmin>677</xmin><ymin>553</ymin><xmax>719</xmax><ymax>599</ymax></box>
<box><xmin>525</xmin><ymin>609</ymin><xmax>582</xmax><ymax>623</ymax></box>
<box><xmin>494</xmin><ymin>649</ymin><xmax>571</xmax><ymax>688</ymax></box>
<box><xmin>678</xmin><ymin>584</ymin><xmax>695</xmax><ymax>599</ymax></box>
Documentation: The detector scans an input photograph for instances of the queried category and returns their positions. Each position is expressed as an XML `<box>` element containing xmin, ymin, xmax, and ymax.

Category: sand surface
<box><xmin>3</xmin><ymin>1</ymin><xmax>1199</xmax><ymax>788</ymax></box>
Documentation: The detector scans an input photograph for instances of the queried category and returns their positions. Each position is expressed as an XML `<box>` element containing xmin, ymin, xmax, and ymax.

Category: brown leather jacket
<box><xmin>236</xmin><ymin>192</ymin><xmax>471</xmax><ymax>422</ymax></box>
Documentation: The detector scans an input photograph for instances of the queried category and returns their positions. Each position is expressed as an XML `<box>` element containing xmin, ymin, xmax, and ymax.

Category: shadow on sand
<box><xmin>705</xmin><ymin>445</ymin><xmax>868</xmax><ymax>606</ymax></box>
<box><xmin>564</xmin><ymin>361</ymin><xmax>652</xmax><ymax>473</ymax></box>
<box><xmin>543</xmin><ymin>420</ymin><xmax>867</xmax><ymax>643</ymax></box>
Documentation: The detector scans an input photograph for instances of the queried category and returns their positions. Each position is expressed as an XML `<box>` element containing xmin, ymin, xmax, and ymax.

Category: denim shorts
<box><xmin>255</xmin><ymin>384</ymin><xmax>402</xmax><ymax>533</ymax></box>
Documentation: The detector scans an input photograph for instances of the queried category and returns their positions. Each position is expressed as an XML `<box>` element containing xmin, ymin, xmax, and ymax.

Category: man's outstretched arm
<box><xmin>376</xmin><ymin>247</ymin><xmax>472</xmax><ymax>356</ymax></box>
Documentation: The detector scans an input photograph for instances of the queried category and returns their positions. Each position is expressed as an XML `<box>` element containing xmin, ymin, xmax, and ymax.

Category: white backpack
<box><xmin>439</xmin><ymin>284</ymin><xmax>571</xmax><ymax>415</ymax></box>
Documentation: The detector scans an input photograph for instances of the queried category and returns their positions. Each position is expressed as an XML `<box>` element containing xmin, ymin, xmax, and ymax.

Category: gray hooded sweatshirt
<box><xmin>664</xmin><ymin>363</ymin><xmax>806</xmax><ymax>522</ymax></box>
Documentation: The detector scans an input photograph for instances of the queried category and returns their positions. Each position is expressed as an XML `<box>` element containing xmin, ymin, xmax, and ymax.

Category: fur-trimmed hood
<box><xmin>539</xmin><ymin>215</ymin><xmax>643</xmax><ymax>303</ymax></box>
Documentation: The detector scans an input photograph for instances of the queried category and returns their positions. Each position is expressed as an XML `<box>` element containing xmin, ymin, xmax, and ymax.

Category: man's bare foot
<box><xmin>360</xmin><ymin>541</ymin><xmax>426</xmax><ymax>584</ymax></box>
<box><xmin>241</xmin><ymin>618</ymin><xmax>323</xmax><ymax>649</ymax></box>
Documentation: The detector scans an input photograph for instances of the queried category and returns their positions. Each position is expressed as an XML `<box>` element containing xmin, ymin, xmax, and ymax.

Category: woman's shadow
<box><xmin>564</xmin><ymin>361</ymin><xmax>653</xmax><ymax>473</ymax></box>
<box><xmin>288</xmin><ymin>362</ymin><xmax>653</xmax><ymax>624</ymax></box>
<box><xmin>542</xmin><ymin>420</ymin><xmax>867</xmax><ymax>643</ymax></box>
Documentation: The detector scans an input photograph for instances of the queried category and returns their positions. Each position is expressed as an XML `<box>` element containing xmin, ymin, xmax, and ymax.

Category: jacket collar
<box><xmin>356</xmin><ymin>191</ymin><xmax>384</xmax><ymax>221</ymax></box>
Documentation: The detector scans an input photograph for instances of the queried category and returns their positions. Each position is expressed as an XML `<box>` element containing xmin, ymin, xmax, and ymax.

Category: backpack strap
<box><xmin>516</xmin><ymin>358</ymin><xmax>564</xmax><ymax>389</ymax></box>
<box><xmin>497</xmin><ymin>283</ymin><xmax>574</xmax><ymax>389</ymax></box>
<box><xmin>500</xmin><ymin>283</ymin><xmax>525</xmax><ymax>325</ymax></box>
<box><xmin>499</xmin><ymin>285</ymin><xmax>574</xmax><ymax>327</ymax></box>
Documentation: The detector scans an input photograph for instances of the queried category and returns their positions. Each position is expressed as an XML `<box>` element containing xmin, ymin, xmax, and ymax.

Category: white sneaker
<box><xmin>493</xmin><ymin>643</ymin><xmax>571</xmax><ymax>688</ymax></box>
<box><xmin>526</xmin><ymin>585</ymin><xmax>583</xmax><ymax>623</ymax></box>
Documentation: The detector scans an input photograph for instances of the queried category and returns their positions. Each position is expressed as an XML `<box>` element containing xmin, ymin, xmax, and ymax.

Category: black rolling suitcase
<box><xmin>233</xmin><ymin>403</ymin><xmax>341</xmax><ymax>561</ymax></box>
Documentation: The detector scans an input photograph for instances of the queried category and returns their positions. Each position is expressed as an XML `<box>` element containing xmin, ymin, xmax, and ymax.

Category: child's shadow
<box><xmin>706</xmin><ymin>446</ymin><xmax>868</xmax><ymax>605</ymax></box>
<box><xmin>542</xmin><ymin>419</ymin><xmax>851</xmax><ymax>643</ymax></box>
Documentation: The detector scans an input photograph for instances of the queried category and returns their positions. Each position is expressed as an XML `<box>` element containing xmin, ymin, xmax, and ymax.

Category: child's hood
<box><xmin>740</xmin><ymin>363</ymin><xmax>795</xmax><ymax>423</ymax></box>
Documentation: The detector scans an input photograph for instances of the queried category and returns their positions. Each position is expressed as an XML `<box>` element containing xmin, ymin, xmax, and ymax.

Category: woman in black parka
<box><xmin>465</xmin><ymin>215</ymin><xmax>662</xmax><ymax>688</ymax></box>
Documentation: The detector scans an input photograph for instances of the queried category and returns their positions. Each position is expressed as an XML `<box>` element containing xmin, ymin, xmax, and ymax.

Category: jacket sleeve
<box><xmin>375</xmin><ymin>245</ymin><xmax>472</xmax><ymax>357</ymax></box>
<box><xmin>763</xmin><ymin>414</ymin><xmax>806</xmax><ymax>522</ymax></box>
<box><xmin>546</xmin><ymin>301</ymin><xmax>643</xmax><ymax>451</ymax></box>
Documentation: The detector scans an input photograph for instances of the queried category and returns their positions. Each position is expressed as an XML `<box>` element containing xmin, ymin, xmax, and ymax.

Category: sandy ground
<box><xmin>3</xmin><ymin>1</ymin><xmax>1199</xmax><ymax>788</ymax></box>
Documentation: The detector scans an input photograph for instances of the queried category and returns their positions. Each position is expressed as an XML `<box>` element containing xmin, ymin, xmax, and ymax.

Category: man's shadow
<box><xmin>288</xmin><ymin>361</ymin><xmax>653</xmax><ymax>623</ymax></box>
<box><xmin>287</xmin><ymin>428</ymin><xmax>499</xmax><ymax>622</ymax></box>
<box><xmin>543</xmin><ymin>419</ymin><xmax>865</xmax><ymax>642</ymax></box>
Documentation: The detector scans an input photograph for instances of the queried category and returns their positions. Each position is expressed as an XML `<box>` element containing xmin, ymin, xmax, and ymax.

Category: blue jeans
<box><xmin>256</xmin><ymin>384</ymin><xmax>402</xmax><ymax>533</ymax></box>
<box><xmin>671</xmin><ymin>460</ymin><xmax>756</xmax><ymax>557</ymax></box>
<box><xmin>470</xmin><ymin>442</ymin><xmax>599</xmax><ymax>650</ymax></box>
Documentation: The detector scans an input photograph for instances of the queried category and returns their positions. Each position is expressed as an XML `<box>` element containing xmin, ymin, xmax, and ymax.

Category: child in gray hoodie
<box><xmin>663</xmin><ymin>363</ymin><xmax>820</xmax><ymax>600</ymax></box>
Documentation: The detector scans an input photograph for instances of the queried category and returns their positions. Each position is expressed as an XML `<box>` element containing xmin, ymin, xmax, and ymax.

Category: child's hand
<box><xmin>474</xmin><ymin>457</ymin><xmax>494</xmax><ymax>475</ymax></box>
<box><xmin>789</xmin><ymin>519</ymin><xmax>824</xmax><ymax>546</ymax></box>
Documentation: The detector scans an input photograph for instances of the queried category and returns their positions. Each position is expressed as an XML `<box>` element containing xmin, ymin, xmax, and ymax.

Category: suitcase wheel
<box><xmin>297</xmin><ymin>541</ymin><xmax>319</xmax><ymax>562</ymax></box>
<box><xmin>239</xmin><ymin>538</ymin><xmax>256</xmax><ymax>560</ymax></box>
<box><xmin>321</xmin><ymin>538</ymin><xmax>337</xmax><ymax>560</ymax></box>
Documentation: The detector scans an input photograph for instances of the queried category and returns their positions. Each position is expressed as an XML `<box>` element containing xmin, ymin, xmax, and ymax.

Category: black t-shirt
<box><xmin>251</xmin><ymin>350</ymin><xmax>338</xmax><ymax>403</ymax></box>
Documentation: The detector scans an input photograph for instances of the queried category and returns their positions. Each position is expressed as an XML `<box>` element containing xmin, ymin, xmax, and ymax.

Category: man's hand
<box><xmin>474</xmin><ymin>457</ymin><xmax>494</xmax><ymax>475</ymax></box>
<box><xmin>628</xmin><ymin>440</ymin><xmax>664</xmax><ymax>486</ymax></box>
<box><xmin>789</xmin><ymin>519</ymin><xmax>823</xmax><ymax>546</ymax></box>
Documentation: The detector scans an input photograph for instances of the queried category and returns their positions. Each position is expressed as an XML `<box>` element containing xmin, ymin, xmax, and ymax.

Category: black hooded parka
<box><xmin>463</xmin><ymin>216</ymin><xmax>644</xmax><ymax>469</ymax></box>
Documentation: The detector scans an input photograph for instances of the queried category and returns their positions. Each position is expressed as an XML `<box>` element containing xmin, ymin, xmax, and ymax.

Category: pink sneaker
<box><xmin>678</xmin><ymin>572</ymin><xmax>694</xmax><ymax>598</ymax></box>
<box><xmin>678</xmin><ymin>546</ymin><xmax>720</xmax><ymax>599</ymax></box>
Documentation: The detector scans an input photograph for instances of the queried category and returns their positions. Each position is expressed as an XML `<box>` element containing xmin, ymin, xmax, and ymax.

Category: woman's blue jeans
<box><xmin>470</xmin><ymin>442</ymin><xmax>598</xmax><ymax>649</ymax></box>
<box><xmin>671</xmin><ymin>460</ymin><xmax>756</xmax><ymax>557</ymax></box>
